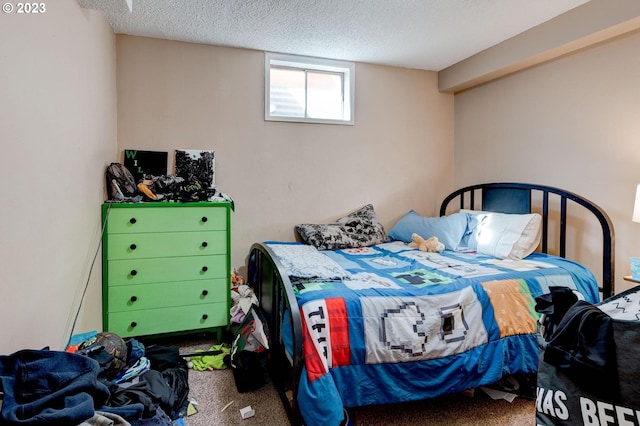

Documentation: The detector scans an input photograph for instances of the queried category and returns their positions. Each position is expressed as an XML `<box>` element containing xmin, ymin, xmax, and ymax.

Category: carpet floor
<box><xmin>167</xmin><ymin>334</ymin><xmax>537</xmax><ymax>426</ymax></box>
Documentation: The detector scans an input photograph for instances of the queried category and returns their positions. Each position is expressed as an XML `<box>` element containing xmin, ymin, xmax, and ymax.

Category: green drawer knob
<box><xmin>201</xmin><ymin>266</ymin><xmax>208</xmax><ymax>272</ymax></box>
<box><xmin>201</xmin><ymin>290</ymin><xmax>208</xmax><ymax>296</ymax></box>
<box><xmin>130</xmin><ymin>296</ymin><xmax>137</xmax><ymax>302</ymax></box>
<box><xmin>202</xmin><ymin>314</ymin><xmax>208</xmax><ymax>320</ymax></box>
<box><xmin>130</xmin><ymin>270</ymin><xmax>137</xmax><ymax>276</ymax></box>
<box><xmin>201</xmin><ymin>242</ymin><xmax>208</xmax><ymax>247</ymax></box>
<box><xmin>201</xmin><ymin>216</ymin><xmax>208</xmax><ymax>223</ymax></box>
<box><xmin>129</xmin><ymin>218</ymin><xmax>136</xmax><ymax>224</ymax></box>
<box><xmin>129</xmin><ymin>244</ymin><xmax>137</xmax><ymax>250</ymax></box>
<box><xmin>130</xmin><ymin>321</ymin><xmax>137</xmax><ymax>328</ymax></box>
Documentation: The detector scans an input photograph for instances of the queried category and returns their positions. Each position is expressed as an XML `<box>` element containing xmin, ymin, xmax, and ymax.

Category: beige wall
<box><xmin>5</xmin><ymin>1</ymin><xmax>632</xmax><ymax>355</ymax></box>
<box><xmin>0</xmin><ymin>0</ymin><xmax>117</xmax><ymax>353</ymax></box>
<box><xmin>454</xmin><ymin>30</ymin><xmax>640</xmax><ymax>294</ymax></box>
<box><xmin>440</xmin><ymin>0</ymin><xmax>640</xmax><ymax>93</ymax></box>
<box><xmin>116</xmin><ymin>35</ymin><xmax>455</xmax><ymax>274</ymax></box>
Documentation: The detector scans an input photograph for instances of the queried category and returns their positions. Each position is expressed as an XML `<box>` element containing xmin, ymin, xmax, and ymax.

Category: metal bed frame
<box><xmin>248</xmin><ymin>182</ymin><xmax>615</xmax><ymax>425</ymax></box>
<box><xmin>439</xmin><ymin>182</ymin><xmax>614</xmax><ymax>299</ymax></box>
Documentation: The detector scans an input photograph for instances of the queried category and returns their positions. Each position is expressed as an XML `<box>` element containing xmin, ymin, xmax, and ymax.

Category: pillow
<box><xmin>267</xmin><ymin>243</ymin><xmax>350</xmax><ymax>279</ymax></box>
<box><xmin>462</xmin><ymin>209</ymin><xmax>542</xmax><ymax>260</ymax></box>
<box><xmin>387</xmin><ymin>211</ymin><xmax>468</xmax><ymax>251</ymax></box>
<box><xmin>295</xmin><ymin>204</ymin><xmax>388</xmax><ymax>251</ymax></box>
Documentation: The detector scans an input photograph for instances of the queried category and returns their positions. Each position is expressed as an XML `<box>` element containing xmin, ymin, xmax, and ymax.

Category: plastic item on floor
<box><xmin>240</xmin><ymin>406</ymin><xmax>255</xmax><ymax>420</ymax></box>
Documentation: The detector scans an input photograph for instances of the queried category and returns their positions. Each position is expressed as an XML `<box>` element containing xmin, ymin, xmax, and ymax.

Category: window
<box><xmin>265</xmin><ymin>52</ymin><xmax>355</xmax><ymax>125</ymax></box>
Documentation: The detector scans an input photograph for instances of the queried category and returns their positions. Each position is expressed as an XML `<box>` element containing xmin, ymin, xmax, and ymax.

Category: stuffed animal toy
<box><xmin>409</xmin><ymin>233</ymin><xmax>445</xmax><ymax>253</ymax></box>
<box><xmin>231</xmin><ymin>268</ymin><xmax>245</xmax><ymax>290</ymax></box>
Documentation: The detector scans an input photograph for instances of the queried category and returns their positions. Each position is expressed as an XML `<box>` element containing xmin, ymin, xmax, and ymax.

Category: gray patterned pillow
<box><xmin>295</xmin><ymin>204</ymin><xmax>388</xmax><ymax>250</ymax></box>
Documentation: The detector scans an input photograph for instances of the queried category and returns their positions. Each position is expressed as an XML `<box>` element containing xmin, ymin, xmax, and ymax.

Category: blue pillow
<box><xmin>458</xmin><ymin>212</ymin><xmax>482</xmax><ymax>251</ymax></box>
<box><xmin>388</xmin><ymin>211</ymin><xmax>468</xmax><ymax>251</ymax></box>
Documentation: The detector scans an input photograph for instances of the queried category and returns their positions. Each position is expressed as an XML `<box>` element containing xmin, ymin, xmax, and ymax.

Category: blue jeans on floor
<box><xmin>0</xmin><ymin>349</ymin><xmax>110</xmax><ymax>425</ymax></box>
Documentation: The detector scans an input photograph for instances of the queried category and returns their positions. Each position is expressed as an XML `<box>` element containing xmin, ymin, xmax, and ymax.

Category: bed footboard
<box><xmin>247</xmin><ymin>243</ymin><xmax>304</xmax><ymax>425</ymax></box>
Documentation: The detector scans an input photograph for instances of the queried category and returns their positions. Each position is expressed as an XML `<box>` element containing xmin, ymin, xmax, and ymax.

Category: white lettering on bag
<box><xmin>537</xmin><ymin>387</ymin><xmax>569</xmax><ymax>420</ymax></box>
<box><xmin>580</xmin><ymin>397</ymin><xmax>640</xmax><ymax>426</ymax></box>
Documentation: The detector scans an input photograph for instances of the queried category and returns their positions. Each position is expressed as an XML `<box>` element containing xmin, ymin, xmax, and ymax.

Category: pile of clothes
<box><xmin>229</xmin><ymin>269</ymin><xmax>259</xmax><ymax>325</ymax></box>
<box><xmin>0</xmin><ymin>333</ymin><xmax>190</xmax><ymax>426</ymax></box>
<box><xmin>106</xmin><ymin>162</ymin><xmax>234</xmax><ymax>207</ymax></box>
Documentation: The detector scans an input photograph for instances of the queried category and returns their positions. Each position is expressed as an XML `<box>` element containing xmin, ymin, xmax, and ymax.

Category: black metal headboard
<box><xmin>439</xmin><ymin>182</ymin><xmax>615</xmax><ymax>299</ymax></box>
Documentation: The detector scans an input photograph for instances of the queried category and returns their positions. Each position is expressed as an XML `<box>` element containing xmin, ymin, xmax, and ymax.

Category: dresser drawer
<box><xmin>106</xmin><ymin>206</ymin><xmax>227</xmax><ymax>234</ymax></box>
<box><xmin>107</xmin><ymin>255</ymin><xmax>227</xmax><ymax>286</ymax></box>
<box><xmin>107</xmin><ymin>231</ymin><xmax>227</xmax><ymax>260</ymax></box>
<box><xmin>107</xmin><ymin>303</ymin><xmax>227</xmax><ymax>338</ymax></box>
<box><xmin>107</xmin><ymin>279</ymin><xmax>227</xmax><ymax>312</ymax></box>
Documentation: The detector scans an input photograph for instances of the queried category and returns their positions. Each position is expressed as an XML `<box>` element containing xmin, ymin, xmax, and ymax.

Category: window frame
<box><xmin>264</xmin><ymin>52</ymin><xmax>355</xmax><ymax>125</ymax></box>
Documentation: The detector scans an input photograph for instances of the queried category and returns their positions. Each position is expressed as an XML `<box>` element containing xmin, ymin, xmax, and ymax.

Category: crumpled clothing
<box><xmin>189</xmin><ymin>344</ymin><xmax>230</xmax><ymax>371</ymax></box>
<box><xmin>126</xmin><ymin>338</ymin><xmax>145</xmax><ymax>365</ymax></box>
<box><xmin>0</xmin><ymin>349</ymin><xmax>110</xmax><ymax>425</ymax></box>
<box><xmin>136</xmin><ymin>406</ymin><xmax>173</xmax><ymax>426</ymax></box>
<box><xmin>78</xmin><ymin>411</ymin><xmax>132</xmax><ymax>426</ymax></box>
<box><xmin>230</xmin><ymin>285</ymin><xmax>259</xmax><ymax>323</ymax></box>
<box><xmin>113</xmin><ymin>357</ymin><xmax>151</xmax><ymax>384</ymax></box>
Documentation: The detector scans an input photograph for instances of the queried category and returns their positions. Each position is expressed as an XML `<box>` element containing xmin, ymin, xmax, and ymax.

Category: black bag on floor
<box><xmin>535</xmin><ymin>287</ymin><xmax>640</xmax><ymax>425</ymax></box>
<box><xmin>229</xmin><ymin>306</ymin><xmax>270</xmax><ymax>393</ymax></box>
<box><xmin>231</xmin><ymin>350</ymin><xmax>269</xmax><ymax>393</ymax></box>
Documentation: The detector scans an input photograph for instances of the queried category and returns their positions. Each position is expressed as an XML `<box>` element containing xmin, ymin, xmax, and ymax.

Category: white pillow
<box><xmin>462</xmin><ymin>210</ymin><xmax>542</xmax><ymax>260</ymax></box>
<box><xmin>266</xmin><ymin>243</ymin><xmax>350</xmax><ymax>279</ymax></box>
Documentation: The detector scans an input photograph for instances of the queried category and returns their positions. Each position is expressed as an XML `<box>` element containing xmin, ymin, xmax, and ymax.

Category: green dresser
<box><xmin>101</xmin><ymin>202</ymin><xmax>231</xmax><ymax>339</ymax></box>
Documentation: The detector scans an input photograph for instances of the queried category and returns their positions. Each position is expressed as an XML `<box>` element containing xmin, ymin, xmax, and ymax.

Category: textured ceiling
<box><xmin>78</xmin><ymin>0</ymin><xmax>591</xmax><ymax>71</ymax></box>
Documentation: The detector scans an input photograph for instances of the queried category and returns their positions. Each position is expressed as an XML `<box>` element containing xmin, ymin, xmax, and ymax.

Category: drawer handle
<box><xmin>130</xmin><ymin>270</ymin><xmax>138</xmax><ymax>276</ymax></box>
<box><xmin>202</xmin><ymin>314</ymin><xmax>208</xmax><ymax>320</ymax></box>
<box><xmin>130</xmin><ymin>321</ymin><xmax>137</xmax><ymax>328</ymax></box>
<box><xmin>201</xmin><ymin>290</ymin><xmax>208</xmax><ymax>296</ymax></box>
<box><xmin>201</xmin><ymin>242</ymin><xmax>208</xmax><ymax>247</ymax></box>
<box><xmin>201</xmin><ymin>216</ymin><xmax>208</xmax><ymax>223</ymax></box>
<box><xmin>201</xmin><ymin>266</ymin><xmax>208</xmax><ymax>272</ymax></box>
<box><xmin>129</xmin><ymin>218</ymin><xmax>137</xmax><ymax>224</ymax></box>
<box><xmin>129</xmin><ymin>244</ymin><xmax>137</xmax><ymax>250</ymax></box>
<box><xmin>130</xmin><ymin>296</ymin><xmax>137</xmax><ymax>302</ymax></box>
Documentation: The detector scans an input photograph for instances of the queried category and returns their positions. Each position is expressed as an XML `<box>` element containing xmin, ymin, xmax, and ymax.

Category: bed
<box><xmin>247</xmin><ymin>182</ymin><xmax>615</xmax><ymax>426</ymax></box>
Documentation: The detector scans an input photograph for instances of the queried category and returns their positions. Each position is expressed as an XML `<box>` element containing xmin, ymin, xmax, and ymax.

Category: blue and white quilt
<box><xmin>265</xmin><ymin>242</ymin><xmax>601</xmax><ymax>426</ymax></box>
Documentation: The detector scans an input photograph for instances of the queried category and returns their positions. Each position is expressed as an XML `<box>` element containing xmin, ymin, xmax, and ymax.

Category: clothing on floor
<box><xmin>0</xmin><ymin>349</ymin><xmax>110</xmax><ymax>425</ymax></box>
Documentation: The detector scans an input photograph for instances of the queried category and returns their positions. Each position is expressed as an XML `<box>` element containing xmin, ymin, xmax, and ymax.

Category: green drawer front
<box><xmin>109</xmin><ymin>278</ymin><xmax>229</xmax><ymax>312</ymax></box>
<box><xmin>106</xmin><ymin>206</ymin><xmax>227</xmax><ymax>234</ymax></box>
<box><xmin>107</xmin><ymin>231</ymin><xmax>227</xmax><ymax>260</ymax></box>
<box><xmin>108</xmin><ymin>256</ymin><xmax>227</xmax><ymax>286</ymax></box>
<box><xmin>107</xmin><ymin>303</ymin><xmax>227</xmax><ymax>338</ymax></box>
<box><xmin>107</xmin><ymin>278</ymin><xmax>228</xmax><ymax>312</ymax></box>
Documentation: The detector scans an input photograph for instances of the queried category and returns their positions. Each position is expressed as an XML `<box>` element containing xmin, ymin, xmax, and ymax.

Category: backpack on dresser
<box><xmin>106</xmin><ymin>163</ymin><xmax>137</xmax><ymax>201</ymax></box>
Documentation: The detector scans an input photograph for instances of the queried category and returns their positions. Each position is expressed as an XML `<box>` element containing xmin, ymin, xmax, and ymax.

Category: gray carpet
<box><xmin>173</xmin><ymin>334</ymin><xmax>537</xmax><ymax>426</ymax></box>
